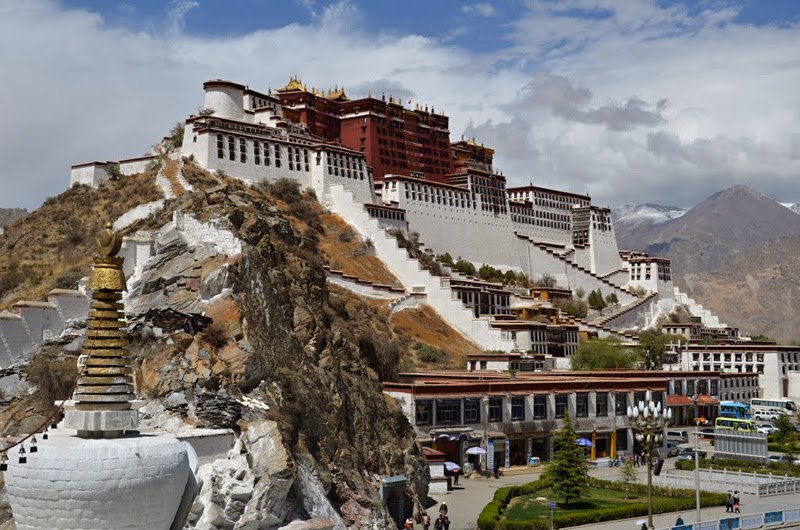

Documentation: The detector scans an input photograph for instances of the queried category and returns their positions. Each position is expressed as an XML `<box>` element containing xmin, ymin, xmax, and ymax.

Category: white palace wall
<box><xmin>589</xmin><ymin>226</ymin><xmax>621</xmax><ymax>278</ymax></box>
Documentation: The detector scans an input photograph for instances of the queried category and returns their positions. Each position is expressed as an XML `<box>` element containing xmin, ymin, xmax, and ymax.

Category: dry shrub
<box><xmin>26</xmin><ymin>352</ymin><xmax>79</xmax><ymax>408</ymax></box>
<box><xmin>202</xmin><ymin>320</ymin><xmax>229</xmax><ymax>351</ymax></box>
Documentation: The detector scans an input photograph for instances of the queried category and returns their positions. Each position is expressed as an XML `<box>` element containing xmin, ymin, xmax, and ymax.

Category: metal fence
<box><xmin>655</xmin><ymin>508</ymin><xmax>800</xmax><ymax>530</ymax></box>
<box><xmin>654</xmin><ymin>469</ymin><xmax>800</xmax><ymax>497</ymax></box>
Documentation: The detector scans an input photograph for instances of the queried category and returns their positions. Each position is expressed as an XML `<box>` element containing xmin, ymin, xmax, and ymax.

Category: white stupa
<box><xmin>3</xmin><ymin>224</ymin><xmax>198</xmax><ymax>530</ymax></box>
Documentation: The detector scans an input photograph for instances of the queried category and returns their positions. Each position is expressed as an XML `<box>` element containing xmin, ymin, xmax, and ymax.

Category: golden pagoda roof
<box><xmin>326</xmin><ymin>86</ymin><xmax>349</xmax><ymax>102</ymax></box>
<box><xmin>277</xmin><ymin>76</ymin><xmax>307</xmax><ymax>93</ymax></box>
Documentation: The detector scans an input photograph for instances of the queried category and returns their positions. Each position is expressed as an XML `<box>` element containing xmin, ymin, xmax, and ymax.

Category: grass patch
<box><xmin>503</xmin><ymin>486</ymin><xmax>649</xmax><ymax>520</ymax></box>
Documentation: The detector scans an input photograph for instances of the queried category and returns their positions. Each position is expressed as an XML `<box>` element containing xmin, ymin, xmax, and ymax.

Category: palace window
<box><xmin>555</xmin><ymin>394</ymin><xmax>567</xmax><ymax>419</ymax></box>
<box><xmin>464</xmin><ymin>399</ymin><xmax>480</xmax><ymax>424</ymax></box>
<box><xmin>488</xmin><ymin>397</ymin><xmax>503</xmax><ymax>422</ymax></box>
<box><xmin>615</xmin><ymin>392</ymin><xmax>628</xmax><ymax>415</ymax></box>
<box><xmin>616</xmin><ymin>429</ymin><xmax>629</xmax><ymax>451</ymax></box>
<box><xmin>264</xmin><ymin>143</ymin><xmax>271</xmax><ymax>166</ymax></box>
<box><xmin>596</xmin><ymin>393</ymin><xmax>609</xmax><ymax>417</ymax></box>
<box><xmin>415</xmin><ymin>400</ymin><xmax>432</xmax><ymax>426</ymax></box>
<box><xmin>228</xmin><ymin>136</ymin><xmax>235</xmax><ymax>161</ymax></box>
<box><xmin>216</xmin><ymin>134</ymin><xmax>224</xmax><ymax>159</ymax></box>
<box><xmin>436</xmin><ymin>399</ymin><xmax>461</xmax><ymax>424</ymax></box>
<box><xmin>511</xmin><ymin>396</ymin><xmax>525</xmax><ymax>421</ymax></box>
<box><xmin>254</xmin><ymin>142</ymin><xmax>261</xmax><ymax>165</ymax></box>
<box><xmin>274</xmin><ymin>145</ymin><xmax>282</xmax><ymax>168</ymax></box>
<box><xmin>576</xmin><ymin>393</ymin><xmax>589</xmax><ymax>417</ymax></box>
<box><xmin>533</xmin><ymin>395</ymin><xmax>547</xmax><ymax>419</ymax></box>
<box><xmin>239</xmin><ymin>138</ymin><xmax>247</xmax><ymax>163</ymax></box>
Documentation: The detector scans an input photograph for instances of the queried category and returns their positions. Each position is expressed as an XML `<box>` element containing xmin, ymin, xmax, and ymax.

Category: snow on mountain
<box><xmin>779</xmin><ymin>202</ymin><xmax>800</xmax><ymax>214</ymax></box>
<box><xmin>611</xmin><ymin>203</ymin><xmax>687</xmax><ymax>226</ymax></box>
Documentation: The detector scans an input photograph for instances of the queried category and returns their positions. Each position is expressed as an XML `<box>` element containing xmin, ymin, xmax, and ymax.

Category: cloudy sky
<box><xmin>2</xmin><ymin>0</ymin><xmax>800</xmax><ymax>211</ymax></box>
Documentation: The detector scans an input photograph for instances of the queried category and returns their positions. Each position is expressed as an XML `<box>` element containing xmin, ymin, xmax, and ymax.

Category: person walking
<box><xmin>733</xmin><ymin>491</ymin><xmax>740</xmax><ymax>513</ymax></box>
<box><xmin>421</xmin><ymin>513</ymin><xmax>431</xmax><ymax>530</ymax></box>
<box><xmin>675</xmin><ymin>515</ymin><xmax>684</xmax><ymax>526</ymax></box>
<box><xmin>439</xmin><ymin>502</ymin><xmax>448</xmax><ymax>517</ymax></box>
<box><xmin>726</xmin><ymin>492</ymin><xmax>734</xmax><ymax>513</ymax></box>
<box><xmin>453</xmin><ymin>469</ymin><xmax>459</xmax><ymax>486</ymax></box>
<box><xmin>434</xmin><ymin>514</ymin><xmax>450</xmax><ymax>530</ymax></box>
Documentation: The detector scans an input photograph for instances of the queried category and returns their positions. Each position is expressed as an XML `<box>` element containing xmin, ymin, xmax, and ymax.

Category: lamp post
<box><xmin>692</xmin><ymin>396</ymin><xmax>701</xmax><ymax>525</ymax></box>
<box><xmin>628</xmin><ymin>390</ymin><xmax>672</xmax><ymax>530</ymax></box>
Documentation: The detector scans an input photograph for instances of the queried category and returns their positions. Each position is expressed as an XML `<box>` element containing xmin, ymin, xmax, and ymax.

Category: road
<box><xmin>426</xmin><ymin>459</ymin><xmax>800</xmax><ymax>530</ymax></box>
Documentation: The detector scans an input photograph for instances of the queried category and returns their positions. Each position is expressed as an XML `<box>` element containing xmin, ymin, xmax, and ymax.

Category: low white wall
<box><xmin>173</xmin><ymin>211</ymin><xmax>242</xmax><ymax>257</ymax></box>
<box><xmin>70</xmin><ymin>163</ymin><xmax>110</xmax><ymax>187</ymax></box>
<box><xmin>119</xmin><ymin>156</ymin><xmax>156</xmax><ymax>175</ymax></box>
<box><xmin>113</xmin><ymin>201</ymin><xmax>165</xmax><ymax>232</ymax></box>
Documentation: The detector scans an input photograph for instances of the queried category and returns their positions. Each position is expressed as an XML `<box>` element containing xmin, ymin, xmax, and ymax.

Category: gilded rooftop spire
<box><xmin>74</xmin><ymin>223</ymin><xmax>134</xmax><ymax>413</ymax></box>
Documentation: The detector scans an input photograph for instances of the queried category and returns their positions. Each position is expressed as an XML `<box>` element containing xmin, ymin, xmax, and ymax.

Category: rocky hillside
<box><xmin>0</xmin><ymin>209</ymin><xmax>26</xmax><ymax>230</ymax></box>
<box><xmin>0</xmin><ymin>160</ymin><xmax>494</xmax><ymax>528</ymax></box>
<box><xmin>682</xmin><ymin>234</ymin><xmax>800</xmax><ymax>342</ymax></box>
<box><xmin>615</xmin><ymin>185</ymin><xmax>800</xmax><ymax>275</ymax></box>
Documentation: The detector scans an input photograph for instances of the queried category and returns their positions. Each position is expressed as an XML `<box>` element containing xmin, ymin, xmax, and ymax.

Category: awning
<box><xmin>667</xmin><ymin>395</ymin><xmax>693</xmax><ymax>406</ymax></box>
<box><xmin>696</xmin><ymin>394</ymin><xmax>719</xmax><ymax>405</ymax></box>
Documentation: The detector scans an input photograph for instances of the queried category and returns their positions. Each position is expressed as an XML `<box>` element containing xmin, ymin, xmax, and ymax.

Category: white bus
<box><xmin>750</xmin><ymin>398</ymin><xmax>797</xmax><ymax>418</ymax></box>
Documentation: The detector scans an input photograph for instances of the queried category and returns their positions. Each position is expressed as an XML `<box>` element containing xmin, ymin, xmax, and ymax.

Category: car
<box><xmin>767</xmin><ymin>454</ymin><xmax>798</xmax><ymax>465</ymax></box>
<box><xmin>754</xmin><ymin>410</ymin><xmax>782</xmax><ymax>422</ymax></box>
<box><xmin>664</xmin><ymin>441</ymin><xmax>681</xmax><ymax>458</ymax></box>
<box><xmin>677</xmin><ymin>448</ymin><xmax>707</xmax><ymax>461</ymax></box>
<box><xmin>757</xmin><ymin>424</ymin><xmax>778</xmax><ymax>434</ymax></box>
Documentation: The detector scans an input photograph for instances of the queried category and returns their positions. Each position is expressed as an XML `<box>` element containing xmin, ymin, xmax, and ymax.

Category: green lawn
<box><xmin>503</xmin><ymin>486</ymin><xmax>660</xmax><ymax>521</ymax></box>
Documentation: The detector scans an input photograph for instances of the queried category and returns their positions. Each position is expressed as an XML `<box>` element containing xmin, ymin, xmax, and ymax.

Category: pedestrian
<box><xmin>675</xmin><ymin>515</ymin><xmax>684</xmax><ymax>526</ymax></box>
<box><xmin>493</xmin><ymin>461</ymin><xmax>500</xmax><ymax>478</ymax></box>
<box><xmin>421</xmin><ymin>512</ymin><xmax>431</xmax><ymax>530</ymax></box>
<box><xmin>632</xmin><ymin>454</ymin><xmax>638</xmax><ymax>467</ymax></box>
<box><xmin>434</xmin><ymin>515</ymin><xmax>449</xmax><ymax>530</ymax></box>
<box><xmin>733</xmin><ymin>491</ymin><xmax>740</xmax><ymax>513</ymax></box>
<box><xmin>640</xmin><ymin>449</ymin><xmax>646</xmax><ymax>466</ymax></box>
<box><xmin>453</xmin><ymin>469</ymin><xmax>459</xmax><ymax>486</ymax></box>
<box><xmin>439</xmin><ymin>502</ymin><xmax>448</xmax><ymax>517</ymax></box>
<box><xmin>640</xmin><ymin>522</ymin><xmax>648</xmax><ymax>530</ymax></box>
<box><xmin>726</xmin><ymin>492</ymin><xmax>733</xmax><ymax>513</ymax></box>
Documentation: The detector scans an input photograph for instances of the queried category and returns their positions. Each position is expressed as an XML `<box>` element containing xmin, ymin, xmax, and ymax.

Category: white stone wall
<box><xmin>15</xmin><ymin>304</ymin><xmax>62</xmax><ymax>346</ymax></box>
<box><xmin>113</xmin><ymin>201</ymin><xmax>165</xmax><ymax>232</ymax></box>
<box><xmin>385</xmin><ymin>390</ymin><xmax>414</xmax><ymax>421</ymax></box>
<box><xmin>173</xmin><ymin>212</ymin><xmax>242</xmax><ymax>258</ymax></box>
<box><xmin>186</xmin><ymin>131</ymin><xmax>313</xmax><ymax>189</ymax></box>
<box><xmin>119</xmin><ymin>156</ymin><xmax>156</xmax><ymax>175</ymax></box>
<box><xmin>0</xmin><ymin>314</ymin><xmax>31</xmax><ymax>367</ymax></box>
<box><xmin>204</xmin><ymin>83</ymin><xmax>248</xmax><ymax>122</ymax></box>
<box><xmin>5</xmin><ymin>432</ymin><xmax>194</xmax><ymax>530</ymax></box>
<box><xmin>70</xmin><ymin>163</ymin><xmax>110</xmax><ymax>187</ymax></box>
<box><xmin>384</xmin><ymin>179</ymin><xmax>518</xmax><ymax>268</ymax></box>
<box><xmin>589</xmin><ymin>223</ymin><xmax>621</xmax><ymax>277</ymax></box>
<box><xmin>310</xmin><ymin>150</ymin><xmax>374</xmax><ymax>204</ymax></box>
<box><xmin>48</xmin><ymin>291</ymin><xmax>90</xmax><ymax>323</ymax></box>
<box><xmin>120</xmin><ymin>236</ymin><xmax>156</xmax><ymax>280</ymax></box>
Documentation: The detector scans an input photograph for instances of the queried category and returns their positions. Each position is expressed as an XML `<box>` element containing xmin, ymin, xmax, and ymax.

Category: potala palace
<box><xmin>63</xmin><ymin>77</ymin><xmax>800</xmax><ymax>406</ymax></box>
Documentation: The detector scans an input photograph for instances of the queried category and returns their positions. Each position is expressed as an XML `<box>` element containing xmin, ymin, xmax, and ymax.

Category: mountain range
<box><xmin>613</xmin><ymin>185</ymin><xmax>800</xmax><ymax>341</ymax></box>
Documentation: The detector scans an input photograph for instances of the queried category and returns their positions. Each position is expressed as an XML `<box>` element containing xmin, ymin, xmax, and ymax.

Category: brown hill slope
<box><xmin>617</xmin><ymin>185</ymin><xmax>800</xmax><ymax>275</ymax></box>
<box><xmin>682</xmin><ymin>234</ymin><xmax>800</xmax><ymax>342</ymax></box>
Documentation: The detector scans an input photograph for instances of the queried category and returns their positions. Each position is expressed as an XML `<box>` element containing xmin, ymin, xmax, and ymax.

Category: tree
<box><xmin>588</xmin><ymin>289</ymin><xmax>607</xmax><ymax>310</ymax></box>
<box><xmin>168</xmin><ymin>122</ymin><xmax>184</xmax><ymax>149</ymax></box>
<box><xmin>774</xmin><ymin>415</ymin><xmax>796</xmax><ymax>445</ymax></box>
<box><xmin>452</xmin><ymin>258</ymin><xmax>476</xmax><ymax>276</ymax></box>
<box><xmin>543</xmin><ymin>412</ymin><xmax>589</xmax><ymax>505</ymax></box>
<box><xmin>552</xmin><ymin>297</ymin><xmax>588</xmax><ymax>319</ymax></box>
<box><xmin>618</xmin><ymin>457</ymin><xmax>638</xmax><ymax>493</ymax></box>
<box><xmin>437</xmin><ymin>252</ymin><xmax>454</xmax><ymax>266</ymax></box>
<box><xmin>575</xmin><ymin>287</ymin><xmax>585</xmax><ymax>300</ymax></box>
<box><xmin>605</xmin><ymin>292</ymin><xmax>619</xmax><ymax>305</ymax></box>
<box><xmin>638</xmin><ymin>330</ymin><xmax>671</xmax><ymax>370</ymax></box>
<box><xmin>571</xmin><ymin>337</ymin><xmax>638</xmax><ymax>370</ymax></box>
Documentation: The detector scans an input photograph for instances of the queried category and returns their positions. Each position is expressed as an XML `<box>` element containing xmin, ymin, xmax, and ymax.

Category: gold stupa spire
<box><xmin>74</xmin><ymin>224</ymin><xmax>134</xmax><ymax>412</ymax></box>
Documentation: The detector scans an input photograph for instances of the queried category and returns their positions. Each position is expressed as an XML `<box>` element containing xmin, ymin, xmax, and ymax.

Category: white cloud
<box><xmin>1</xmin><ymin>0</ymin><xmax>800</xmax><ymax>211</ymax></box>
<box><xmin>461</xmin><ymin>3</ymin><xmax>496</xmax><ymax>17</ymax></box>
<box><xmin>167</xmin><ymin>0</ymin><xmax>198</xmax><ymax>33</ymax></box>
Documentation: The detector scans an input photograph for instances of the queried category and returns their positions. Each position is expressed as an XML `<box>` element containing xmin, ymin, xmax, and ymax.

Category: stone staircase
<box><xmin>672</xmin><ymin>287</ymin><xmax>725</xmax><ymax>328</ymax></box>
<box><xmin>583</xmin><ymin>292</ymin><xmax>658</xmax><ymax>331</ymax></box>
<box><xmin>327</xmin><ymin>184</ymin><xmax>516</xmax><ymax>351</ymax></box>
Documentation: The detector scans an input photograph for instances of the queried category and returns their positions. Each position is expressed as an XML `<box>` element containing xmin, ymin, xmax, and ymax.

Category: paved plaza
<box><xmin>427</xmin><ymin>461</ymin><xmax>800</xmax><ymax>530</ymax></box>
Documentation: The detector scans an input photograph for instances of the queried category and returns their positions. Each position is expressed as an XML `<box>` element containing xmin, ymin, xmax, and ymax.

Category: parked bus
<box><xmin>720</xmin><ymin>401</ymin><xmax>750</xmax><ymax>419</ymax></box>
<box><xmin>714</xmin><ymin>417</ymin><xmax>757</xmax><ymax>432</ymax></box>
<box><xmin>750</xmin><ymin>398</ymin><xmax>797</xmax><ymax>417</ymax></box>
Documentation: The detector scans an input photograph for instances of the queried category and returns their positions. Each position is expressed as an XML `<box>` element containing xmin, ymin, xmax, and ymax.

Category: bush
<box><xmin>202</xmin><ymin>320</ymin><xmax>228</xmax><ymax>350</ymax></box>
<box><xmin>478</xmin><ymin>500</ymin><xmax>502</xmax><ymax>530</ymax></box>
<box><xmin>26</xmin><ymin>352</ymin><xmax>79</xmax><ymax>408</ymax></box>
<box><xmin>416</xmin><ymin>344</ymin><xmax>448</xmax><ymax>364</ymax></box>
<box><xmin>452</xmin><ymin>258</ymin><xmax>476</xmax><ymax>276</ymax></box>
<box><xmin>54</xmin><ymin>267</ymin><xmax>85</xmax><ymax>289</ymax></box>
<box><xmin>265</xmin><ymin>178</ymin><xmax>303</xmax><ymax>204</ymax></box>
<box><xmin>338</xmin><ymin>228</ymin><xmax>355</xmax><ymax>243</ymax></box>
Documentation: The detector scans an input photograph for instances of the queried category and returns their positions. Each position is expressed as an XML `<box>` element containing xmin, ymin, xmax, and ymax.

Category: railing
<box><xmin>655</xmin><ymin>508</ymin><xmax>800</xmax><ymax>530</ymax></box>
<box><xmin>655</xmin><ymin>469</ymin><xmax>800</xmax><ymax>496</ymax></box>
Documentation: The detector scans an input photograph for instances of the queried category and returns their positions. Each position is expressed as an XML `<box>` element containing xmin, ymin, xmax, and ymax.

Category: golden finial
<box><xmin>96</xmin><ymin>222</ymin><xmax>122</xmax><ymax>258</ymax></box>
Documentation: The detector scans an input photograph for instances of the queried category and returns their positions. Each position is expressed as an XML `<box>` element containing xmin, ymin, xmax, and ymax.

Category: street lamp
<box><xmin>628</xmin><ymin>390</ymin><xmax>672</xmax><ymax>530</ymax></box>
